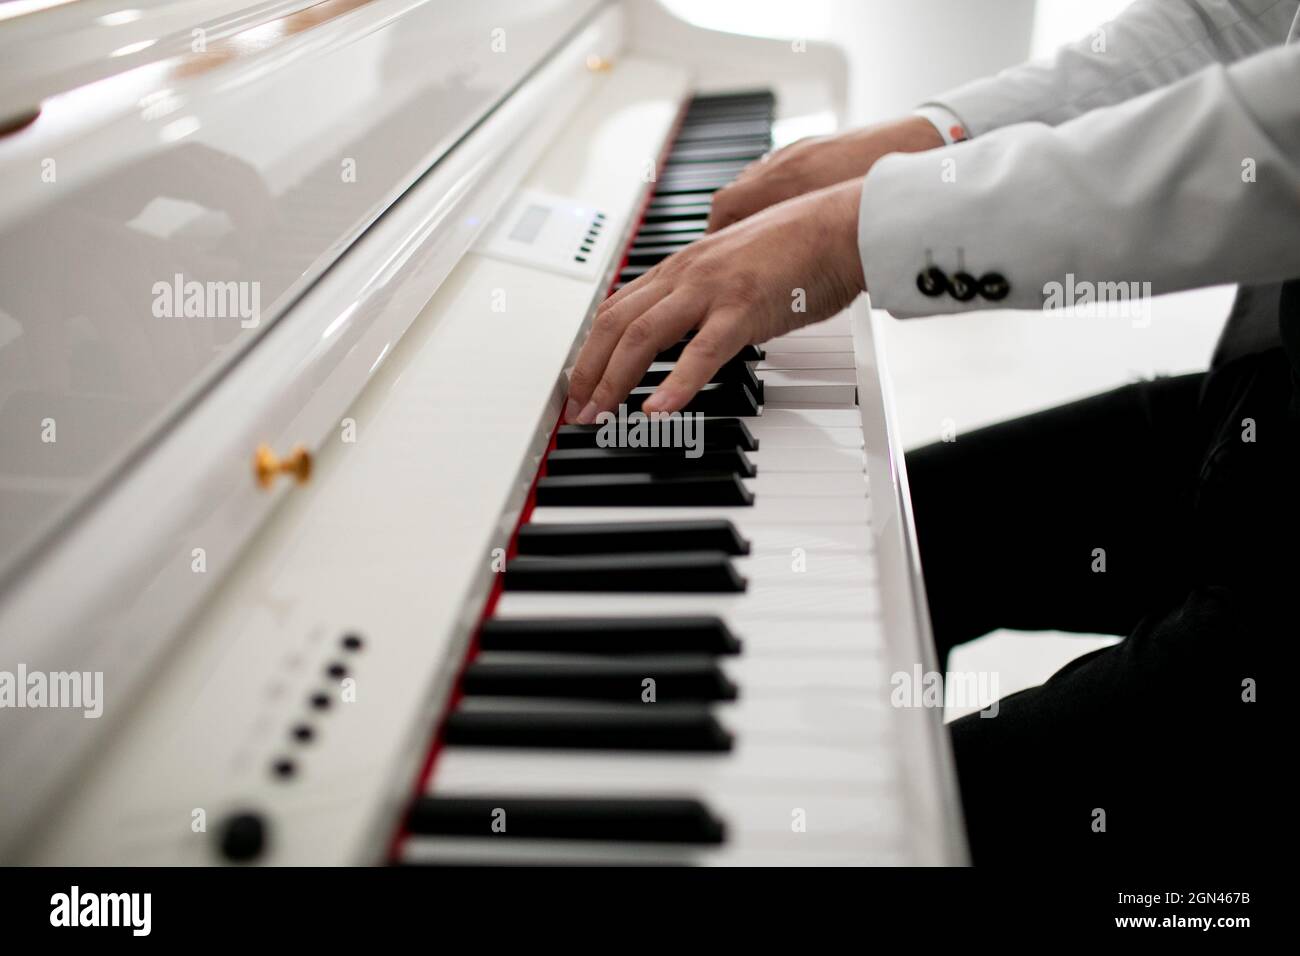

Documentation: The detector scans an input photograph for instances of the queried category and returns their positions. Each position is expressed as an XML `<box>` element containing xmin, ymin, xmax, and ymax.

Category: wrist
<box><xmin>826</xmin><ymin>178</ymin><xmax>866</xmax><ymax>293</ymax></box>
<box><xmin>889</xmin><ymin>114</ymin><xmax>947</xmax><ymax>152</ymax></box>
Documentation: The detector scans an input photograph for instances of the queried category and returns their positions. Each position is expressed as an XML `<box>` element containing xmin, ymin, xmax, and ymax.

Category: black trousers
<box><xmin>905</xmin><ymin>348</ymin><xmax>1293</xmax><ymax>866</ymax></box>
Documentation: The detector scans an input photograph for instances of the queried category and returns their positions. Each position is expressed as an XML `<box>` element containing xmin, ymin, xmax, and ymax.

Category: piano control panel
<box><xmin>475</xmin><ymin>188</ymin><xmax>612</xmax><ymax>281</ymax></box>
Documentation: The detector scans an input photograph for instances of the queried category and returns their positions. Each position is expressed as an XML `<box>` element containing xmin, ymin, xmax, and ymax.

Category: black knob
<box><xmin>219</xmin><ymin>812</ymin><xmax>268</xmax><ymax>862</ymax></box>
<box><xmin>949</xmin><ymin>271</ymin><xmax>978</xmax><ymax>302</ymax></box>
<box><xmin>978</xmin><ymin>271</ymin><xmax>1010</xmax><ymax>301</ymax></box>
<box><xmin>916</xmin><ymin>266</ymin><xmax>948</xmax><ymax>297</ymax></box>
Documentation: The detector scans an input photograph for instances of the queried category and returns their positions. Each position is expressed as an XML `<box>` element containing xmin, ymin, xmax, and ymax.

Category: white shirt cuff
<box><xmin>912</xmin><ymin>105</ymin><xmax>972</xmax><ymax>145</ymax></box>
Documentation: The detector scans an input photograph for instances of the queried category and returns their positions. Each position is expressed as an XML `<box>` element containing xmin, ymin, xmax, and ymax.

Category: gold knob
<box><xmin>585</xmin><ymin>54</ymin><xmax>613</xmax><ymax>73</ymax></box>
<box><xmin>254</xmin><ymin>443</ymin><xmax>312</xmax><ymax>489</ymax></box>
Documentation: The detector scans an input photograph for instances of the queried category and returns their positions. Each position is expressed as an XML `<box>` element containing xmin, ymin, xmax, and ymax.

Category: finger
<box><xmin>567</xmin><ymin>281</ymin><xmax>666</xmax><ymax>420</ymax></box>
<box><xmin>706</xmin><ymin>188</ymin><xmax>740</xmax><ymax>233</ymax></box>
<box><xmin>733</xmin><ymin>155</ymin><xmax>768</xmax><ymax>182</ymax></box>
<box><xmin>585</xmin><ymin>292</ymin><xmax>702</xmax><ymax>418</ymax></box>
<box><xmin>601</xmin><ymin>259</ymin><xmax>661</xmax><ymax>311</ymax></box>
<box><xmin>642</xmin><ymin>309</ymin><xmax>749</xmax><ymax>414</ymax></box>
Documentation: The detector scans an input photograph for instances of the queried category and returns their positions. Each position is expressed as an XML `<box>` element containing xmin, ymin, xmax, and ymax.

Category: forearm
<box><xmin>928</xmin><ymin>0</ymin><xmax>1298</xmax><ymax>136</ymax></box>
<box><xmin>860</xmin><ymin>41</ymin><xmax>1300</xmax><ymax>317</ymax></box>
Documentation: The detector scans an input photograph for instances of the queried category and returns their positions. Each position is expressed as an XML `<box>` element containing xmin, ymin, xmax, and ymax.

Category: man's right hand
<box><xmin>706</xmin><ymin>114</ymin><xmax>945</xmax><ymax>233</ymax></box>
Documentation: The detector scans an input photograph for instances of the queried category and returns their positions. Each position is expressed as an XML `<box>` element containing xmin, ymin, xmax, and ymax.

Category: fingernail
<box><xmin>564</xmin><ymin>399</ymin><xmax>581</xmax><ymax>423</ymax></box>
<box><xmin>643</xmin><ymin>386</ymin><xmax>684</xmax><ymax>414</ymax></box>
<box><xmin>576</xmin><ymin>400</ymin><xmax>599</xmax><ymax>425</ymax></box>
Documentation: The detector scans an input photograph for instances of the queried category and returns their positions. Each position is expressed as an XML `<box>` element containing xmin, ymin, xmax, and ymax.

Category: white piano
<box><xmin>0</xmin><ymin>0</ymin><xmax>965</xmax><ymax>865</ymax></box>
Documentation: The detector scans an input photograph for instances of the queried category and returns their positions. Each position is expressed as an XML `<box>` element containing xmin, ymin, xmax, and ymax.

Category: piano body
<box><xmin>0</xmin><ymin>0</ymin><xmax>965</xmax><ymax>865</ymax></box>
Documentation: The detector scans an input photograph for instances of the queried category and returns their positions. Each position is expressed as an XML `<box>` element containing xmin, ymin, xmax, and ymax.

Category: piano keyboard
<box><xmin>399</xmin><ymin>93</ymin><xmax>905</xmax><ymax>866</ymax></box>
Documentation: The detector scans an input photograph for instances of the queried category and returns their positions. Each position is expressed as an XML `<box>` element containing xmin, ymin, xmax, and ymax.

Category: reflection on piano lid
<box><xmin>0</xmin><ymin>0</ymin><xmax>965</xmax><ymax>867</ymax></box>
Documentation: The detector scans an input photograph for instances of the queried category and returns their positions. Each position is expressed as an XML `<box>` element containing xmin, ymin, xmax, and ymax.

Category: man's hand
<box><xmin>565</xmin><ymin>178</ymin><xmax>866</xmax><ymax>422</ymax></box>
<box><xmin>707</xmin><ymin>115</ymin><xmax>944</xmax><ymax>233</ymax></box>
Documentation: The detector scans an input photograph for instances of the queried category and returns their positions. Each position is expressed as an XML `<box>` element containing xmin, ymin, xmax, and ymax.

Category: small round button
<box><xmin>916</xmin><ymin>267</ymin><xmax>948</xmax><ymax>297</ymax></box>
<box><xmin>978</xmin><ymin>271</ymin><xmax>1010</xmax><ymax>301</ymax></box>
<box><xmin>949</xmin><ymin>271</ymin><xmax>978</xmax><ymax>302</ymax></box>
<box><xmin>341</xmin><ymin>633</ymin><xmax>364</xmax><ymax>652</ymax></box>
<box><xmin>218</xmin><ymin>812</ymin><xmax>268</xmax><ymax>862</ymax></box>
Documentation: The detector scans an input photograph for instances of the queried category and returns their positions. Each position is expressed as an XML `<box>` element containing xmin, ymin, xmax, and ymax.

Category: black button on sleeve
<box><xmin>916</xmin><ymin>266</ymin><xmax>948</xmax><ymax>297</ymax></box>
<box><xmin>949</xmin><ymin>271</ymin><xmax>978</xmax><ymax>302</ymax></box>
<box><xmin>978</xmin><ymin>271</ymin><xmax>1010</xmax><ymax>301</ymax></box>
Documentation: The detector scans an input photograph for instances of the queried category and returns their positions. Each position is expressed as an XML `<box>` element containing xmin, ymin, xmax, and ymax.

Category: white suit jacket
<box><xmin>858</xmin><ymin>0</ymin><xmax>1300</xmax><ymax>358</ymax></box>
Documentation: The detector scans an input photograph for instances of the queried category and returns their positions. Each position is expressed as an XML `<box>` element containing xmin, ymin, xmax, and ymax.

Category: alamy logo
<box><xmin>594</xmin><ymin>405</ymin><xmax>704</xmax><ymax>458</ymax></box>
<box><xmin>50</xmin><ymin>886</ymin><xmax>151</xmax><ymax>936</ymax></box>
<box><xmin>890</xmin><ymin>665</ymin><xmax>1000</xmax><ymax>717</ymax></box>
<box><xmin>1042</xmin><ymin>272</ymin><xmax>1152</xmax><ymax>326</ymax></box>
<box><xmin>152</xmin><ymin>273</ymin><xmax>261</xmax><ymax>328</ymax></box>
<box><xmin>0</xmin><ymin>664</ymin><xmax>102</xmax><ymax>718</ymax></box>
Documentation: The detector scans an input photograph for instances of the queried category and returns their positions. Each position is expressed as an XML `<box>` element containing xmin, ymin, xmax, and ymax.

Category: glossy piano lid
<box><xmin>0</xmin><ymin>0</ymin><xmax>603</xmax><ymax>586</ymax></box>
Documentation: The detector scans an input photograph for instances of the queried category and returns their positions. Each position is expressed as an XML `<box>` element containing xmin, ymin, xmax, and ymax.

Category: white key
<box><xmin>768</xmin><ymin>313</ymin><xmax>852</xmax><ymax>337</ymax></box>
<box><xmin>758</xmin><ymin>352</ymin><xmax>856</xmax><ymax>371</ymax></box>
<box><xmin>758</xmin><ymin>368</ymin><xmax>857</xmax><ymax>405</ymax></box>
<box><xmin>747</xmin><ymin>426</ymin><xmax>863</xmax><ymax>449</ymax></box>
<box><xmin>742</xmin><ymin>473</ymin><xmax>865</xmax><ymax>497</ymax></box>
<box><xmin>402</xmin><ymin>833</ymin><xmax>910</xmax><ymax>866</ymax></box>
<box><xmin>758</xmin><ymin>335</ymin><xmax>855</xmax><ymax>354</ymax></box>
<box><xmin>527</xmin><ymin>497</ymin><xmax>870</xmax><ymax>525</ymax></box>
<box><xmin>496</xmin><ymin>586</ymin><xmax>879</xmax><ymax>621</ymax></box>
<box><xmin>748</xmin><ymin>408</ymin><xmax>862</xmax><ymax>428</ymax></box>
<box><xmin>749</xmin><ymin>446</ymin><xmax>865</xmax><ymax>472</ymax></box>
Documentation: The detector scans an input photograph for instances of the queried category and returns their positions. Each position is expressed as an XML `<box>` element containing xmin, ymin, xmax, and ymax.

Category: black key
<box><xmin>647</xmin><ymin>192</ymin><xmax>715</xmax><ymax>209</ymax></box>
<box><xmin>674</xmin><ymin>121</ymin><xmax>772</xmax><ymax>142</ymax></box>
<box><xmin>655</xmin><ymin>338</ymin><xmax>764</xmax><ymax>363</ymax></box>
<box><xmin>659</xmin><ymin>166</ymin><xmax>751</xmax><ymax>185</ymax></box>
<box><xmin>396</xmin><ymin>857</ymin><xmax>690</xmax><ymax>868</ymax></box>
<box><xmin>461</xmin><ymin>658</ymin><xmax>739</xmax><ymax>702</ymax></box>
<box><xmin>544</xmin><ymin>446</ymin><xmax>756</xmax><ymax>478</ymax></box>
<box><xmin>407</xmin><ymin>795</ymin><xmax>726</xmax><ymax>844</ymax></box>
<box><xmin>505</xmin><ymin>551</ymin><xmax>747</xmax><ymax>592</ymax></box>
<box><xmin>639</xmin><ymin>359</ymin><xmax>762</xmax><ymax>399</ymax></box>
<box><xmin>669</xmin><ymin>142</ymin><xmax>770</xmax><ymax>163</ymax></box>
<box><xmin>685</xmin><ymin>99</ymin><xmax>772</xmax><ymax>114</ymax></box>
<box><xmin>652</xmin><ymin>180</ymin><xmax>730</xmax><ymax>197</ymax></box>
<box><xmin>661</xmin><ymin>159</ymin><xmax>751</xmax><ymax>178</ymax></box>
<box><xmin>623</xmin><ymin>382</ymin><xmax>759</xmax><ymax>417</ymax></box>
<box><xmin>478</xmin><ymin>616</ymin><xmax>742</xmax><ymax>655</ymax></box>
<box><xmin>535</xmin><ymin>473</ymin><xmax>753</xmax><ymax>507</ymax></box>
<box><xmin>634</xmin><ymin>221</ymin><xmax>707</xmax><ymax>239</ymax></box>
<box><xmin>627</xmin><ymin>242</ymin><xmax>692</xmax><ymax>259</ymax></box>
<box><xmin>625</xmin><ymin>248</ymin><xmax>678</xmax><ymax>268</ymax></box>
<box><xmin>655</xmin><ymin>170</ymin><xmax>742</xmax><ymax>187</ymax></box>
<box><xmin>681</xmin><ymin>115</ymin><xmax>771</xmax><ymax>129</ymax></box>
<box><xmin>642</xmin><ymin>204</ymin><xmax>712</xmax><ymax>222</ymax></box>
<box><xmin>555</xmin><ymin>418</ymin><xmax>758</xmax><ymax>452</ymax></box>
<box><xmin>690</xmin><ymin>89</ymin><xmax>775</xmax><ymax>101</ymax></box>
<box><xmin>683</xmin><ymin>110</ymin><xmax>771</xmax><ymax>124</ymax></box>
<box><xmin>684</xmin><ymin>106</ymin><xmax>773</xmax><ymax>122</ymax></box>
<box><xmin>442</xmin><ymin>706</ymin><xmax>734</xmax><ymax>751</ymax></box>
<box><xmin>688</xmin><ymin>93</ymin><xmax>774</xmax><ymax>110</ymax></box>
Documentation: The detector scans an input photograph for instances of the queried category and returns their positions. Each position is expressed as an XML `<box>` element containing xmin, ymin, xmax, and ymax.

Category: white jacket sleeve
<box><xmin>859</xmin><ymin>40</ymin><xmax>1300</xmax><ymax>317</ymax></box>
<box><xmin>927</xmin><ymin>0</ymin><xmax>1298</xmax><ymax>135</ymax></box>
